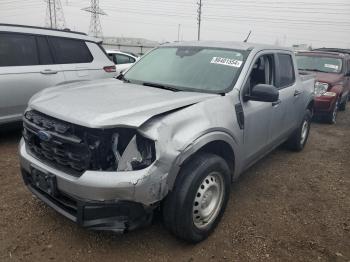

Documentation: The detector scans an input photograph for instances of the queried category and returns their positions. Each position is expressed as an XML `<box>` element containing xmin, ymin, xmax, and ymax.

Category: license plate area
<box><xmin>30</xmin><ymin>166</ymin><xmax>57</xmax><ymax>196</ymax></box>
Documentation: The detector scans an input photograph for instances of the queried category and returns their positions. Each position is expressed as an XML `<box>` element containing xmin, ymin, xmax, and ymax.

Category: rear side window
<box><xmin>0</xmin><ymin>33</ymin><xmax>39</xmax><ymax>67</ymax></box>
<box><xmin>49</xmin><ymin>37</ymin><xmax>93</xmax><ymax>64</ymax></box>
<box><xmin>36</xmin><ymin>36</ymin><xmax>54</xmax><ymax>65</ymax></box>
<box><xmin>277</xmin><ymin>53</ymin><xmax>295</xmax><ymax>88</ymax></box>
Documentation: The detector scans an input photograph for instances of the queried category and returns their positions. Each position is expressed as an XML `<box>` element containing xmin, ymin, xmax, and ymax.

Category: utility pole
<box><xmin>45</xmin><ymin>0</ymin><xmax>66</xmax><ymax>29</ymax></box>
<box><xmin>197</xmin><ymin>0</ymin><xmax>202</xmax><ymax>41</ymax></box>
<box><xmin>177</xmin><ymin>24</ymin><xmax>181</xmax><ymax>41</ymax></box>
<box><xmin>53</xmin><ymin>0</ymin><xmax>57</xmax><ymax>28</ymax></box>
<box><xmin>48</xmin><ymin>0</ymin><xmax>52</xmax><ymax>28</ymax></box>
<box><xmin>82</xmin><ymin>0</ymin><xmax>107</xmax><ymax>38</ymax></box>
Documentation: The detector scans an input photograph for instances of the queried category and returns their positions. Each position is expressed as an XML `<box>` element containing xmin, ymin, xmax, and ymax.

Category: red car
<box><xmin>296</xmin><ymin>49</ymin><xmax>350</xmax><ymax>123</ymax></box>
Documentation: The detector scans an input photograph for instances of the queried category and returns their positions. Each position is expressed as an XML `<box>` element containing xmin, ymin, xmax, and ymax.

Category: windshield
<box><xmin>124</xmin><ymin>46</ymin><xmax>246</xmax><ymax>93</ymax></box>
<box><xmin>296</xmin><ymin>55</ymin><xmax>343</xmax><ymax>73</ymax></box>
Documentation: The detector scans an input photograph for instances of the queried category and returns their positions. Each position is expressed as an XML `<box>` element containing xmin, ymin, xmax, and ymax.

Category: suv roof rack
<box><xmin>312</xmin><ymin>48</ymin><xmax>350</xmax><ymax>55</ymax></box>
<box><xmin>0</xmin><ymin>23</ymin><xmax>87</xmax><ymax>36</ymax></box>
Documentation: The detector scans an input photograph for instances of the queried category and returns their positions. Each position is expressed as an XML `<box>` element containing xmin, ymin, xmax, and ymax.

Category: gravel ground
<box><xmin>0</xmin><ymin>111</ymin><xmax>349</xmax><ymax>262</ymax></box>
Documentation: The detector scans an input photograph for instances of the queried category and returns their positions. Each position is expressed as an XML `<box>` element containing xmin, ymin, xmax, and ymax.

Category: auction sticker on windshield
<box><xmin>324</xmin><ymin>64</ymin><xmax>339</xmax><ymax>70</ymax></box>
<box><xmin>211</xmin><ymin>57</ymin><xmax>243</xmax><ymax>68</ymax></box>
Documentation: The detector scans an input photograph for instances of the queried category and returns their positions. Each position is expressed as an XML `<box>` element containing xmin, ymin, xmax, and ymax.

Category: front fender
<box><xmin>329</xmin><ymin>84</ymin><xmax>343</xmax><ymax>97</ymax></box>
<box><xmin>166</xmin><ymin>130</ymin><xmax>241</xmax><ymax>189</ymax></box>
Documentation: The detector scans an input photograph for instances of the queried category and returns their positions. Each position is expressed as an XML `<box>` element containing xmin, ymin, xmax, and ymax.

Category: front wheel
<box><xmin>338</xmin><ymin>94</ymin><xmax>348</xmax><ymax>111</ymax></box>
<box><xmin>286</xmin><ymin>109</ymin><xmax>312</xmax><ymax>151</ymax></box>
<box><xmin>162</xmin><ymin>153</ymin><xmax>231</xmax><ymax>243</ymax></box>
<box><xmin>325</xmin><ymin>99</ymin><xmax>339</xmax><ymax>124</ymax></box>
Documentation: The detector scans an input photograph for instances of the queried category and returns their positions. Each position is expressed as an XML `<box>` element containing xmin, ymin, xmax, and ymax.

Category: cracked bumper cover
<box><xmin>19</xmin><ymin>139</ymin><xmax>169</xmax><ymax>205</ymax></box>
<box><xmin>19</xmin><ymin>139</ymin><xmax>170</xmax><ymax>230</ymax></box>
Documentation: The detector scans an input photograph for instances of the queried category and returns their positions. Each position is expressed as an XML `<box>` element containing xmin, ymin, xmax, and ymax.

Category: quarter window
<box><xmin>49</xmin><ymin>37</ymin><xmax>93</xmax><ymax>64</ymax></box>
<box><xmin>0</xmin><ymin>33</ymin><xmax>39</xmax><ymax>67</ymax></box>
<box><xmin>277</xmin><ymin>54</ymin><xmax>295</xmax><ymax>88</ymax></box>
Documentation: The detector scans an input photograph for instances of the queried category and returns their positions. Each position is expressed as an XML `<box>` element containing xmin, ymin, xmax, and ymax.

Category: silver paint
<box><xmin>20</xmin><ymin>41</ymin><xmax>315</xmax><ymax>206</ymax></box>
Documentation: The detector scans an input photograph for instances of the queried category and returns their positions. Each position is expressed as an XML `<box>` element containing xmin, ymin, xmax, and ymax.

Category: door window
<box><xmin>0</xmin><ymin>33</ymin><xmax>39</xmax><ymax>67</ymax></box>
<box><xmin>114</xmin><ymin>54</ymin><xmax>134</xmax><ymax>64</ymax></box>
<box><xmin>36</xmin><ymin>36</ymin><xmax>54</xmax><ymax>65</ymax></box>
<box><xmin>245</xmin><ymin>54</ymin><xmax>275</xmax><ymax>95</ymax></box>
<box><xmin>276</xmin><ymin>54</ymin><xmax>295</xmax><ymax>88</ymax></box>
<box><xmin>49</xmin><ymin>37</ymin><xmax>93</xmax><ymax>64</ymax></box>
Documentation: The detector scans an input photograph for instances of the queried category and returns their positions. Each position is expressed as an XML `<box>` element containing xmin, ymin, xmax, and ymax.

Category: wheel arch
<box><xmin>166</xmin><ymin>131</ymin><xmax>240</xmax><ymax>190</ymax></box>
<box><xmin>307</xmin><ymin>98</ymin><xmax>314</xmax><ymax>112</ymax></box>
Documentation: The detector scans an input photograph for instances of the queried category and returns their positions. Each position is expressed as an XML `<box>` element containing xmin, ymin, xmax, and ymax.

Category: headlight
<box><xmin>112</xmin><ymin>132</ymin><xmax>155</xmax><ymax>171</ymax></box>
<box><xmin>314</xmin><ymin>82</ymin><xmax>329</xmax><ymax>96</ymax></box>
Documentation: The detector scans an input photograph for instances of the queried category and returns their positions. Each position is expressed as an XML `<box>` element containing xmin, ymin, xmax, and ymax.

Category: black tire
<box><xmin>338</xmin><ymin>94</ymin><xmax>348</xmax><ymax>111</ymax></box>
<box><xmin>162</xmin><ymin>153</ymin><xmax>231</xmax><ymax>243</ymax></box>
<box><xmin>286</xmin><ymin>109</ymin><xmax>312</xmax><ymax>151</ymax></box>
<box><xmin>324</xmin><ymin>99</ymin><xmax>339</xmax><ymax>124</ymax></box>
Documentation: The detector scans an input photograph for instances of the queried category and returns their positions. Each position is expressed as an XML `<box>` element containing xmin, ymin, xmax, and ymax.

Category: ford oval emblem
<box><xmin>37</xmin><ymin>130</ymin><xmax>52</xmax><ymax>142</ymax></box>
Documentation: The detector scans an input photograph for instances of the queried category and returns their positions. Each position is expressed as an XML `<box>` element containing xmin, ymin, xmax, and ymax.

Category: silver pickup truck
<box><xmin>19</xmin><ymin>41</ymin><xmax>314</xmax><ymax>243</ymax></box>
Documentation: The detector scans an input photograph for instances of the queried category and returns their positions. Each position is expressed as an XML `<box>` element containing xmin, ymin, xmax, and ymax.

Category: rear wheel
<box><xmin>162</xmin><ymin>153</ymin><xmax>231</xmax><ymax>243</ymax></box>
<box><xmin>286</xmin><ymin>109</ymin><xmax>312</xmax><ymax>151</ymax></box>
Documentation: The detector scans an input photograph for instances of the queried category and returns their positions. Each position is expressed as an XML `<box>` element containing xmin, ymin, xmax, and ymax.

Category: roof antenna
<box><xmin>243</xmin><ymin>30</ymin><xmax>252</xmax><ymax>43</ymax></box>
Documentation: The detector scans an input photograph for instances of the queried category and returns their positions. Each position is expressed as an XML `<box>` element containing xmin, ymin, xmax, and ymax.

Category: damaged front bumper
<box><xmin>19</xmin><ymin>139</ymin><xmax>169</xmax><ymax>231</ymax></box>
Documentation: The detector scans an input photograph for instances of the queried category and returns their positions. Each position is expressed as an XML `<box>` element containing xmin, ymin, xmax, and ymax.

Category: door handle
<box><xmin>294</xmin><ymin>90</ymin><xmax>302</xmax><ymax>97</ymax></box>
<box><xmin>272</xmin><ymin>99</ymin><xmax>282</xmax><ymax>106</ymax></box>
<box><xmin>40</xmin><ymin>69</ymin><xmax>58</xmax><ymax>75</ymax></box>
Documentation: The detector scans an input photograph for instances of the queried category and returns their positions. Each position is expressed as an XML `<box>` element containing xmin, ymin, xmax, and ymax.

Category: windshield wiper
<box><xmin>142</xmin><ymin>82</ymin><xmax>180</xmax><ymax>92</ymax></box>
<box><xmin>116</xmin><ymin>73</ymin><xmax>130</xmax><ymax>83</ymax></box>
<box><xmin>302</xmin><ymin>68</ymin><xmax>327</xmax><ymax>73</ymax></box>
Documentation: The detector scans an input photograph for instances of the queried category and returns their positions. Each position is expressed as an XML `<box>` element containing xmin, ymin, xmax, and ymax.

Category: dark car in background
<box><xmin>296</xmin><ymin>49</ymin><xmax>350</xmax><ymax>124</ymax></box>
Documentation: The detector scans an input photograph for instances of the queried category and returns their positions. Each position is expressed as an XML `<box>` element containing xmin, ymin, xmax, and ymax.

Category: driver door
<box><xmin>241</xmin><ymin>52</ymin><xmax>277</xmax><ymax>166</ymax></box>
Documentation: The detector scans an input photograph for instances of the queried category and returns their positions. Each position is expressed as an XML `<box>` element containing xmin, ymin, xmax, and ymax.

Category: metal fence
<box><xmin>102</xmin><ymin>43</ymin><xmax>157</xmax><ymax>56</ymax></box>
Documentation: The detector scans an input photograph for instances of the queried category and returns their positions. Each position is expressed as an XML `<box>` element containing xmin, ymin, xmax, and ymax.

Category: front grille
<box><xmin>23</xmin><ymin>110</ymin><xmax>115</xmax><ymax>176</ymax></box>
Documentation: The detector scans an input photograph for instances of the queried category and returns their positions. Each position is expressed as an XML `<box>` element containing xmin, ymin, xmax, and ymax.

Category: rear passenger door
<box><xmin>0</xmin><ymin>33</ymin><xmax>65</xmax><ymax>123</ymax></box>
<box><xmin>268</xmin><ymin>52</ymin><xmax>299</xmax><ymax>145</ymax></box>
<box><xmin>48</xmin><ymin>37</ymin><xmax>94</xmax><ymax>81</ymax></box>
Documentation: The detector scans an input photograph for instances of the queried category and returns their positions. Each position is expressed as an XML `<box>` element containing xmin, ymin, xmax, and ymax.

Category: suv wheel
<box><xmin>162</xmin><ymin>153</ymin><xmax>231</xmax><ymax>243</ymax></box>
<box><xmin>286</xmin><ymin>109</ymin><xmax>312</xmax><ymax>151</ymax></box>
<box><xmin>325</xmin><ymin>99</ymin><xmax>339</xmax><ymax>124</ymax></box>
<box><xmin>338</xmin><ymin>94</ymin><xmax>348</xmax><ymax>111</ymax></box>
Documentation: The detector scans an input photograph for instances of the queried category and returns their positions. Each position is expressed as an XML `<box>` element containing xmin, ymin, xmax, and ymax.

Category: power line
<box><xmin>202</xmin><ymin>15</ymin><xmax>350</xmax><ymax>27</ymax></box>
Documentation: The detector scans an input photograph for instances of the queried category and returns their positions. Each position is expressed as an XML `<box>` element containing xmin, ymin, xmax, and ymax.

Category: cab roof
<box><xmin>162</xmin><ymin>40</ymin><xmax>293</xmax><ymax>52</ymax></box>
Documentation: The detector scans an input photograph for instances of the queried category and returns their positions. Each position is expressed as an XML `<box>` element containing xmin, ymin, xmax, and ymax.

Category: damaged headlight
<box><xmin>112</xmin><ymin>132</ymin><xmax>155</xmax><ymax>171</ymax></box>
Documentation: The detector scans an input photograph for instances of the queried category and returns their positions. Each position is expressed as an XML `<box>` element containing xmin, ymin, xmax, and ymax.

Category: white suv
<box><xmin>0</xmin><ymin>24</ymin><xmax>116</xmax><ymax>125</ymax></box>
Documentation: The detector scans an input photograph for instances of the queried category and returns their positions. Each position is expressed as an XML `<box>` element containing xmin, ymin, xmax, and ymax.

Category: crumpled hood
<box><xmin>29</xmin><ymin>79</ymin><xmax>217</xmax><ymax>128</ymax></box>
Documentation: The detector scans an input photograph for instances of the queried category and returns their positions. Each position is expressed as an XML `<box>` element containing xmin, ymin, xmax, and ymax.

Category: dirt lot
<box><xmin>0</xmin><ymin>111</ymin><xmax>349</xmax><ymax>262</ymax></box>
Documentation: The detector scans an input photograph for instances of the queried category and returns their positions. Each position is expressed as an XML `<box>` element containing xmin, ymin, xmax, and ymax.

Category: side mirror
<box><xmin>245</xmin><ymin>84</ymin><xmax>279</xmax><ymax>102</ymax></box>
